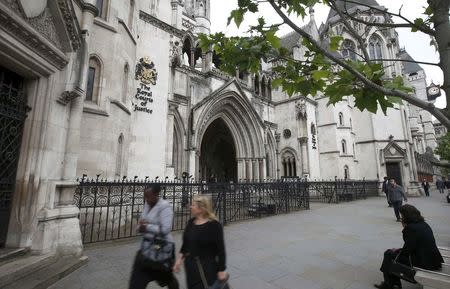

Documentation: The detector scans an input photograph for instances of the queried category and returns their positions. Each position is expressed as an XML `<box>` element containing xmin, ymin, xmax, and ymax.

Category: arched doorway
<box><xmin>200</xmin><ymin>118</ymin><xmax>237</xmax><ymax>182</ymax></box>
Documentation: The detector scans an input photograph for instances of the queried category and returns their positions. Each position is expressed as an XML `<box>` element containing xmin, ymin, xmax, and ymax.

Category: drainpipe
<box><xmin>62</xmin><ymin>1</ymin><xmax>98</xmax><ymax>179</ymax></box>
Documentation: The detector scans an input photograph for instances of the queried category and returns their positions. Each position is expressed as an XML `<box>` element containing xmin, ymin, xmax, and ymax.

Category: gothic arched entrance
<box><xmin>200</xmin><ymin>118</ymin><xmax>237</xmax><ymax>182</ymax></box>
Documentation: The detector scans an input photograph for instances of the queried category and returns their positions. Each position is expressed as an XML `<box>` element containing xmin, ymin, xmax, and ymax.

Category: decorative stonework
<box><xmin>169</xmin><ymin>38</ymin><xmax>182</xmax><ymax>67</ymax></box>
<box><xmin>135</xmin><ymin>57</ymin><xmax>158</xmax><ymax>85</ymax></box>
<box><xmin>0</xmin><ymin>0</ymin><xmax>21</xmax><ymax>14</ymax></box>
<box><xmin>139</xmin><ymin>10</ymin><xmax>183</xmax><ymax>38</ymax></box>
<box><xmin>182</xmin><ymin>18</ymin><xmax>194</xmax><ymax>30</ymax></box>
<box><xmin>58</xmin><ymin>90</ymin><xmax>82</xmax><ymax>105</ymax></box>
<box><xmin>57</xmin><ymin>0</ymin><xmax>83</xmax><ymax>50</ymax></box>
<box><xmin>28</xmin><ymin>9</ymin><xmax>62</xmax><ymax>49</ymax></box>
<box><xmin>295</xmin><ymin>98</ymin><xmax>307</xmax><ymax>120</ymax></box>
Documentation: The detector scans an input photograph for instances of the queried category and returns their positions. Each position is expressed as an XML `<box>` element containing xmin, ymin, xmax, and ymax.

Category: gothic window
<box><xmin>115</xmin><ymin>134</ymin><xmax>124</xmax><ymax>177</ymax></box>
<box><xmin>212</xmin><ymin>51</ymin><xmax>221</xmax><ymax>69</ymax></box>
<box><xmin>128</xmin><ymin>0</ymin><xmax>135</xmax><ymax>27</ymax></box>
<box><xmin>341</xmin><ymin>139</ymin><xmax>347</xmax><ymax>154</ymax></box>
<box><xmin>261</xmin><ymin>76</ymin><xmax>267</xmax><ymax>98</ymax></box>
<box><xmin>254</xmin><ymin>74</ymin><xmax>260</xmax><ymax>95</ymax></box>
<box><xmin>96</xmin><ymin>0</ymin><xmax>108</xmax><ymax>20</ymax></box>
<box><xmin>182</xmin><ymin>38</ymin><xmax>192</xmax><ymax>66</ymax></box>
<box><xmin>368</xmin><ymin>35</ymin><xmax>383</xmax><ymax>61</ymax></box>
<box><xmin>86</xmin><ymin>56</ymin><xmax>101</xmax><ymax>102</ymax></box>
<box><xmin>342</xmin><ymin>39</ymin><xmax>356</xmax><ymax>61</ymax></box>
<box><xmin>344</xmin><ymin>165</ymin><xmax>349</xmax><ymax>179</ymax></box>
<box><xmin>282</xmin><ymin>151</ymin><xmax>296</xmax><ymax>177</ymax></box>
<box><xmin>338</xmin><ymin>112</ymin><xmax>344</xmax><ymax>126</ymax></box>
<box><xmin>122</xmin><ymin>63</ymin><xmax>129</xmax><ymax>103</ymax></box>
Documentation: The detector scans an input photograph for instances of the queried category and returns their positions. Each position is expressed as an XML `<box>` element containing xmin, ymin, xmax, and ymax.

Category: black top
<box><xmin>180</xmin><ymin>218</ymin><xmax>226</xmax><ymax>271</ymax></box>
<box><xmin>401</xmin><ymin>221</ymin><xmax>444</xmax><ymax>270</ymax></box>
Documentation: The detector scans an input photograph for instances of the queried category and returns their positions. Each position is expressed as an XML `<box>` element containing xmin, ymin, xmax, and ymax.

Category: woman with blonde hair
<box><xmin>173</xmin><ymin>195</ymin><xmax>228</xmax><ymax>289</ymax></box>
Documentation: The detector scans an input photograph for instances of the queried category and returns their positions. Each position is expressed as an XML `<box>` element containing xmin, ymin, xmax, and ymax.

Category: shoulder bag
<box><xmin>195</xmin><ymin>257</ymin><xmax>231</xmax><ymax>289</ymax></box>
<box><xmin>389</xmin><ymin>250</ymin><xmax>417</xmax><ymax>283</ymax></box>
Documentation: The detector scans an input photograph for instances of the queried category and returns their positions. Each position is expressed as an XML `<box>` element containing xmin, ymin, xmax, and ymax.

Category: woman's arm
<box><xmin>214</xmin><ymin>222</ymin><xmax>227</xmax><ymax>272</ymax></box>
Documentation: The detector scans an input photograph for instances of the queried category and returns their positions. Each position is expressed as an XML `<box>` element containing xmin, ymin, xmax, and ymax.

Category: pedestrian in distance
<box><xmin>382</xmin><ymin>176</ymin><xmax>392</xmax><ymax>207</ymax></box>
<box><xmin>436</xmin><ymin>178</ymin><xmax>444</xmax><ymax>194</ymax></box>
<box><xmin>387</xmin><ymin>179</ymin><xmax>407</xmax><ymax>222</ymax></box>
<box><xmin>374</xmin><ymin>204</ymin><xmax>443</xmax><ymax>289</ymax></box>
<box><xmin>129</xmin><ymin>184</ymin><xmax>179</xmax><ymax>289</ymax></box>
<box><xmin>173</xmin><ymin>195</ymin><xmax>229</xmax><ymax>289</ymax></box>
<box><xmin>421</xmin><ymin>179</ymin><xmax>430</xmax><ymax>197</ymax></box>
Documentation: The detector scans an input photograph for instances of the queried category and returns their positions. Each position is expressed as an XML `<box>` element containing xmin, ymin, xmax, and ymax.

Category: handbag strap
<box><xmin>394</xmin><ymin>250</ymin><xmax>413</xmax><ymax>267</ymax></box>
<box><xmin>195</xmin><ymin>257</ymin><xmax>231</xmax><ymax>289</ymax></box>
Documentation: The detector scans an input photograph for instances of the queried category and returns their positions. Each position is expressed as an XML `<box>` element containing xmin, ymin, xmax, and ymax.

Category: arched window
<box><xmin>341</xmin><ymin>139</ymin><xmax>347</xmax><ymax>154</ymax></box>
<box><xmin>115</xmin><ymin>134</ymin><xmax>124</xmax><ymax>177</ymax></box>
<box><xmin>254</xmin><ymin>74</ymin><xmax>260</xmax><ymax>95</ymax></box>
<box><xmin>261</xmin><ymin>76</ymin><xmax>267</xmax><ymax>98</ymax></box>
<box><xmin>344</xmin><ymin>165</ymin><xmax>349</xmax><ymax>179</ymax></box>
<box><xmin>342</xmin><ymin>39</ymin><xmax>356</xmax><ymax>60</ymax></box>
<box><xmin>368</xmin><ymin>35</ymin><xmax>383</xmax><ymax>61</ymax></box>
<box><xmin>182</xmin><ymin>38</ymin><xmax>192</xmax><ymax>66</ymax></box>
<box><xmin>96</xmin><ymin>0</ymin><xmax>108</xmax><ymax>19</ymax></box>
<box><xmin>86</xmin><ymin>56</ymin><xmax>101</xmax><ymax>102</ymax></box>
<box><xmin>281</xmin><ymin>150</ymin><xmax>297</xmax><ymax>177</ymax></box>
<box><xmin>122</xmin><ymin>63</ymin><xmax>129</xmax><ymax>103</ymax></box>
<box><xmin>128</xmin><ymin>0</ymin><xmax>135</xmax><ymax>27</ymax></box>
<box><xmin>338</xmin><ymin>112</ymin><xmax>344</xmax><ymax>126</ymax></box>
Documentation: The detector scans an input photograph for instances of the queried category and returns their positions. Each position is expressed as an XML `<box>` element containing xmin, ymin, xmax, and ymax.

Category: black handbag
<box><xmin>389</xmin><ymin>250</ymin><xmax>417</xmax><ymax>283</ymax></box>
<box><xmin>137</xmin><ymin>236</ymin><xmax>175</xmax><ymax>272</ymax></box>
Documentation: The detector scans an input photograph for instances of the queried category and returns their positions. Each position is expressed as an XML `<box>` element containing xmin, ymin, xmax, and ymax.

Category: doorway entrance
<box><xmin>200</xmin><ymin>118</ymin><xmax>237</xmax><ymax>182</ymax></box>
<box><xmin>386</xmin><ymin>162</ymin><xmax>403</xmax><ymax>187</ymax></box>
<box><xmin>0</xmin><ymin>67</ymin><xmax>27</xmax><ymax>247</ymax></box>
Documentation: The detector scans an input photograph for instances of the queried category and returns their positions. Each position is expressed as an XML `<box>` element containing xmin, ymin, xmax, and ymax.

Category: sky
<box><xmin>210</xmin><ymin>0</ymin><xmax>446</xmax><ymax>109</ymax></box>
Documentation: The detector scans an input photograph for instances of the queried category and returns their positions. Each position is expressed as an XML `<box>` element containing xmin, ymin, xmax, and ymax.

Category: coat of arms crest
<box><xmin>135</xmin><ymin>57</ymin><xmax>158</xmax><ymax>85</ymax></box>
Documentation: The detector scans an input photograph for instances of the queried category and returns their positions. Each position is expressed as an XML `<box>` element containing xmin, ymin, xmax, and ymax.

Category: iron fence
<box><xmin>74</xmin><ymin>178</ymin><xmax>378</xmax><ymax>244</ymax></box>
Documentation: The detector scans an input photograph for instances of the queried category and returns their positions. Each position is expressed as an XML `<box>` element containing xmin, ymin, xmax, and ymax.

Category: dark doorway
<box><xmin>0</xmin><ymin>67</ymin><xmax>27</xmax><ymax>247</ymax></box>
<box><xmin>200</xmin><ymin>119</ymin><xmax>237</xmax><ymax>182</ymax></box>
<box><xmin>386</xmin><ymin>162</ymin><xmax>403</xmax><ymax>187</ymax></box>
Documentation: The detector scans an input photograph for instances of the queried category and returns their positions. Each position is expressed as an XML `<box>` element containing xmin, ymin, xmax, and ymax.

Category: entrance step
<box><xmin>2</xmin><ymin>256</ymin><xmax>88</xmax><ymax>289</ymax></box>
<box><xmin>0</xmin><ymin>248</ymin><xmax>29</xmax><ymax>265</ymax></box>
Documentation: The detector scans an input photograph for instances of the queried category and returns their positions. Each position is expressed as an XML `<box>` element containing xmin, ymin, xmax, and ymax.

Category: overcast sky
<box><xmin>210</xmin><ymin>0</ymin><xmax>446</xmax><ymax>109</ymax></box>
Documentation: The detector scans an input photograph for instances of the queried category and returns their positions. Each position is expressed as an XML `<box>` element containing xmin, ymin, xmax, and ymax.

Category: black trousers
<box><xmin>438</xmin><ymin>188</ymin><xmax>444</xmax><ymax>194</ymax></box>
<box><xmin>392</xmin><ymin>200</ymin><xmax>402</xmax><ymax>220</ymax></box>
<box><xmin>129</xmin><ymin>252</ymin><xmax>179</xmax><ymax>289</ymax></box>
<box><xmin>380</xmin><ymin>249</ymin><xmax>413</xmax><ymax>288</ymax></box>
<box><xmin>424</xmin><ymin>189</ymin><xmax>430</xmax><ymax>196</ymax></box>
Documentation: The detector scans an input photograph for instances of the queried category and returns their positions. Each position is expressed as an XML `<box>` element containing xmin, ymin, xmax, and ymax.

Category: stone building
<box><xmin>0</xmin><ymin>0</ymin><xmax>440</xmax><ymax>263</ymax></box>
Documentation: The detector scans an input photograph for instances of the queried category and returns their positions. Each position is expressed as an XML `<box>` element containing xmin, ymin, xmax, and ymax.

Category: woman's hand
<box><xmin>173</xmin><ymin>258</ymin><xmax>183</xmax><ymax>273</ymax></box>
<box><xmin>217</xmin><ymin>271</ymin><xmax>228</xmax><ymax>281</ymax></box>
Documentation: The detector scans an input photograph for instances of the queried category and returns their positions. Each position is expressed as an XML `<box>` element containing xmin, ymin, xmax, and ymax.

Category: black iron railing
<box><xmin>74</xmin><ymin>178</ymin><xmax>378</xmax><ymax>244</ymax></box>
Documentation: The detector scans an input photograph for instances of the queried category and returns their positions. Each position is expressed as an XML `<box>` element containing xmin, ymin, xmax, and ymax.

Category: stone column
<box><xmin>165</xmin><ymin>104</ymin><xmax>176</xmax><ymax>175</ymax></box>
<box><xmin>253</xmin><ymin>159</ymin><xmax>259</xmax><ymax>181</ymax></box>
<box><xmin>299</xmin><ymin>137</ymin><xmax>309</xmax><ymax>175</ymax></box>
<box><xmin>248</xmin><ymin>159</ymin><xmax>253</xmax><ymax>181</ymax></box>
<box><xmin>171</xmin><ymin>0</ymin><xmax>183</xmax><ymax>29</ymax></box>
<box><xmin>237</xmin><ymin>158</ymin><xmax>244</xmax><ymax>180</ymax></box>
<box><xmin>190</xmin><ymin>48</ymin><xmax>195</xmax><ymax>67</ymax></box>
<box><xmin>259</xmin><ymin>159</ymin><xmax>265</xmax><ymax>180</ymax></box>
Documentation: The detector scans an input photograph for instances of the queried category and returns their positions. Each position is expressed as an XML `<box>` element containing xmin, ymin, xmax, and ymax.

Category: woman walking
<box><xmin>374</xmin><ymin>204</ymin><xmax>443</xmax><ymax>289</ymax></box>
<box><xmin>173</xmin><ymin>195</ymin><xmax>228</xmax><ymax>289</ymax></box>
<box><xmin>129</xmin><ymin>184</ymin><xmax>179</xmax><ymax>289</ymax></box>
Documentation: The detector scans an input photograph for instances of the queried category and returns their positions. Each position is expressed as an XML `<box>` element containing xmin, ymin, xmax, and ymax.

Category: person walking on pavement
<box><xmin>387</xmin><ymin>179</ymin><xmax>407</xmax><ymax>222</ymax></box>
<box><xmin>382</xmin><ymin>176</ymin><xmax>391</xmax><ymax>207</ymax></box>
<box><xmin>436</xmin><ymin>178</ymin><xmax>444</xmax><ymax>194</ymax></box>
<box><xmin>129</xmin><ymin>185</ymin><xmax>179</xmax><ymax>289</ymax></box>
<box><xmin>173</xmin><ymin>195</ymin><xmax>228</xmax><ymax>289</ymax></box>
<box><xmin>421</xmin><ymin>179</ymin><xmax>430</xmax><ymax>197</ymax></box>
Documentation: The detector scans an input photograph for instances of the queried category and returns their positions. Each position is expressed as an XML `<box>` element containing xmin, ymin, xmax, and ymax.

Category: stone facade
<box><xmin>0</xmin><ymin>0</ymin><xmax>440</xmax><ymax>256</ymax></box>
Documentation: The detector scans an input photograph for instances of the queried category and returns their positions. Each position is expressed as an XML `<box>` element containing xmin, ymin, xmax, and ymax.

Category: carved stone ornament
<box><xmin>135</xmin><ymin>57</ymin><xmax>158</xmax><ymax>85</ymax></box>
<box><xmin>283</xmin><ymin>129</ymin><xmax>291</xmax><ymax>139</ymax></box>
<box><xmin>169</xmin><ymin>39</ymin><xmax>183</xmax><ymax>67</ymax></box>
<box><xmin>295</xmin><ymin>98</ymin><xmax>307</xmax><ymax>120</ymax></box>
<box><xmin>58</xmin><ymin>89</ymin><xmax>83</xmax><ymax>105</ymax></box>
<box><xmin>139</xmin><ymin>10</ymin><xmax>183</xmax><ymax>38</ymax></box>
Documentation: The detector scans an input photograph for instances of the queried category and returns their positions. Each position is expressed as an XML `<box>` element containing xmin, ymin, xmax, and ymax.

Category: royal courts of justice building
<box><xmin>0</xmin><ymin>0</ymin><xmax>443</xmax><ymax>258</ymax></box>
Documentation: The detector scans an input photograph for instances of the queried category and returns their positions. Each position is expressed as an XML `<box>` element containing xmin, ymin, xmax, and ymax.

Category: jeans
<box><xmin>392</xmin><ymin>200</ymin><xmax>402</xmax><ymax>220</ymax></box>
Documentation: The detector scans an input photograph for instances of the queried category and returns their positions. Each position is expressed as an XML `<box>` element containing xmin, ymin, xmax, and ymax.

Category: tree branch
<box><xmin>267</xmin><ymin>0</ymin><xmax>450</xmax><ymax>129</ymax></box>
<box><xmin>370</xmin><ymin>59</ymin><xmax>440</xmax><ymax>67</ymax></box>
<box><xmin>342</xmin><ymin>0</ymin><xmax>436</xmax><ymax>36</ymax></box>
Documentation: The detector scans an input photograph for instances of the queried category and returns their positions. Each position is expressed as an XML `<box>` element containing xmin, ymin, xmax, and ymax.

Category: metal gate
<box><xmin>0</xmin><ymin>67</ymin><xmax>27</xmax><ymax>247</ymax></box>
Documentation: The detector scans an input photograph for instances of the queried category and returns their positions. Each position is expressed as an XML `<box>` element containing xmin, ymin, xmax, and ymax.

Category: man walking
<box><xmin>436</xmin><ymin>178</ymin><xmax>444</xmax><ymax>194</ymax></box>
<box><xmin>381</xmin><ymin>176</ymin><xmax>391</xmax><ymax>207</ymax></box>
<box><xmin>421</xmin><ymin>179</ymin><xmax>430</xmax><ymax>197</ymax></box>
<box><xmin>387</xmin><ymin>179</ymin><xmax>407</xmax><ymax>222</ymax></box>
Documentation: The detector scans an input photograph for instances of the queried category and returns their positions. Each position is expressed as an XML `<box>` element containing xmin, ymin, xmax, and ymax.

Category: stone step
<box><xmin>415</xmin><ymin>268</ymin><xmax>450</xmax><ymax>289</ymax></box>
<box><xmin>442</xmin><ymin>263</ymin><xmax>450</xmax><ymax>275</ymax></box>
<box><xmin>0</xmin><ymin>248</ymin><xmax>29</xmax><ymax>265</ymax></box>
<box><xmin>3</xmin><ymin>256</ymin><xmax>88</xmax><ymax>289</ymax></box>
<box><xmin>0</xmin><ymin>253</ymin><xmax>55</xmax><ymax>288</ymax></box>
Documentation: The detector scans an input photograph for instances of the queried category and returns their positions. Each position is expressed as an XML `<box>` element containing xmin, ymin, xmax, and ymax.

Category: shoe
<box><xmin>396</xmin><ymin>219</ymin><xmax>401</xmax><ymax>222</ymax></box>
<box><xmin>374</xmin><ymin>282</ymin><xmax>392</xmax><ymax>289</ymax></box>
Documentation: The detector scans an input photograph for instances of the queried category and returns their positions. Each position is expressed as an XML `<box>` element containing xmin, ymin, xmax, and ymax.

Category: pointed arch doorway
<box><xmin>200</xmin><ymin>118</ymin><xmax>237</xmax><ymax>182</ymax></box>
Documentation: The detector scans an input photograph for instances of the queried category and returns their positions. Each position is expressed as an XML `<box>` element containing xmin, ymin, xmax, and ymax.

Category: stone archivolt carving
<box><xmin>169</xmin><ymin>39</ymin><xmax>182</xmax><ymax>67</ymax></box>
<box><xmin>28</xmin><ymin>8</ymin><xmax>62</xmax><ymax>49</ymax></box>
<box><xmin>295</xmin><ymin>98</ymin><xmax>307</xmax><ymax>120</ymax></box>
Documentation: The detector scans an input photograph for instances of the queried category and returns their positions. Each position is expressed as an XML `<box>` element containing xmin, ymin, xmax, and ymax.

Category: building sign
<box><xmin>134</xmin><ymin>57</ymin><xmax>158</xmax><ymax>114</ymax></box>
<box><xmin>311</xmin><ymin>123</ymin><xmax>317</xmax><ymax>149</ymax></box>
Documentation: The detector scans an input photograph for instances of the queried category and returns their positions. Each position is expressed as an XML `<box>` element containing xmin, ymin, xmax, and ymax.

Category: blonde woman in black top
<box><xmin>173</xmin><ymin>195</ymin><xmax>228</xmax><ymax>289</ymax></box>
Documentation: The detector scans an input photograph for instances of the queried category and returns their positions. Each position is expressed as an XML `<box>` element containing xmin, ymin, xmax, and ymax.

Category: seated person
<box><xmin>374</xmin><ymin>204</ymin><xmax>443</xmax><ymax>289</ymax></box>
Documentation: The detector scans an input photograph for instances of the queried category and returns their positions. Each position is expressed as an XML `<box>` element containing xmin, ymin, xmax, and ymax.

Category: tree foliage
<box><xmin>199</xmin><ymin>0</ymin><xmax>450</xmax><ymax>128</ymax></box>
<box><xmin>435</xmin><ymin>132</ymin><xmax>450</xmax><ymax>161</ymax></box>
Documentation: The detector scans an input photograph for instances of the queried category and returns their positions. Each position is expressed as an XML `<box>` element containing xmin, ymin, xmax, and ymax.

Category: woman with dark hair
<box><xmin>374</xmin><ymin>204</ymin><xmax>444</xmax><ymax>289</ymax></box>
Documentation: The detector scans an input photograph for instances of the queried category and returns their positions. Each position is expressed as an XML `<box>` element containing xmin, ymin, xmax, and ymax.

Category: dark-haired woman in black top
<box><xmin>374</xmin><ymin>204</ymin><xmax>443</xmax><ymax>289</ymax></box>
<box><xmin>173</xmin><ymin>195</ymin><xmax>227</xmax><ymax>289</ymax></box>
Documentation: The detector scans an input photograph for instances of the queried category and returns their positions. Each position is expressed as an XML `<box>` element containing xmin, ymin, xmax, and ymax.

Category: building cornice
<box><xmin>139</xmin><ymin>10</ymin><xmax>183</xmax><ymax>38</ymax></box>
<box><xmin>273</xmin><ymin>95</ymin><xmax>318</xmax><ymax>106</ymax></box>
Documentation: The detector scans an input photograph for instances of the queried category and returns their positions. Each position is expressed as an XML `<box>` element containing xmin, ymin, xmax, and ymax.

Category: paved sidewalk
<box><xmin>50</xmin><ymin>192</ymin><xmax>450</xmax><ymax>289</ymax></box>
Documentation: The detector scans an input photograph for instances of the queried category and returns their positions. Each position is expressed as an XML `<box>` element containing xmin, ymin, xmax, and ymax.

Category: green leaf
<box><xmin>228</xmin><ymin>9</ymin><xmax>245</xmax><ymax>27</ymax></box>
<box><xmin>412</xmin><ymin>18</ymin><xmax>424</xmax><ymax>32</ymax></box>
<box><xmin>266</xmin><ymin>31</ymin><xmax>281</xmax><ymax>49</ymax></box>
<box><xmin>424</xmin><ymin>6</ymin><xmax>433</xmax><ymax>16</ymax></box>
<box><xmin>311</xmin><ymin>70</ymin><xmax>330</xmax><ymax>81</ymax></box>
<box><xmin>330</xmin><ymin>36</ymin><xmax>344</xmax><ymax>52</ymax></box>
